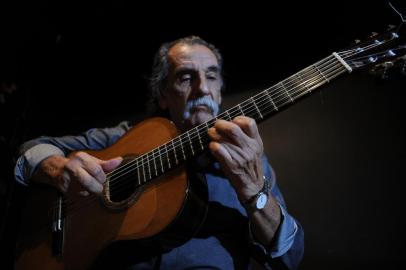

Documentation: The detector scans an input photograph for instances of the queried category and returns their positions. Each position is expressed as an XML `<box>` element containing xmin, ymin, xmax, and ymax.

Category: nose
<box><xmin>195</xmin><ymin>73</ymin><xmax>210</xmax><ymax>96</ymax></box>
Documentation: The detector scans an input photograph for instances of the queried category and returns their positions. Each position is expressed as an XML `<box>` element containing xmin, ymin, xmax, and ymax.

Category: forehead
<box><xmin>167</xmin><ymin>44</ymin><xmax>219</xmax><ymax>70</ymax></box>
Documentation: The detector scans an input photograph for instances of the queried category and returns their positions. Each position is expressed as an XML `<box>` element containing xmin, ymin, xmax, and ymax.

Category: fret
<box><xmin>238</xmin><ymin>104</ymin><xmax>245</xmax><ymax>116</ymax></box>
<box><xmin>158</xmin><ymin>145</ymin><xmax>165</xmax><ymax>173</ymax></box>
<box><xmin>187</xmin><ymin>132</ymin><xmax>195</xmax><ymax>156</ymax></box>
<box><xmin>142</xmin><ymin>155</ymin><xmax>146</xmax><ymax>183</ymax></box>
<box><xmin>265</xmin><ymin>90</ymin><xmax>278</xmax><ymax>111</ymax></box>
<box><xmin>313</xmin><ymin>63</ymin><xmax>329</xmax><ymax>82</ymax></box>
<box><xmin>152</xmin><ymin>150</ymin><xmax>158</xmax><ymax>177</ymax></box>
<box><xmin>158</xmin><ymin>147</ymin><xmax>164</xmax><ymax>173</ymax></box>
<box><xmin>179</xmin><ymin>136</ymin><xmax>186</xmax><ymax>160</ymax></box>
<box><xmin>225</xmin><ymin>110</ymin><xmax>232</xmax><ymax>121</ymax></box>
<box><xmin>251</xmin><ymin>97</ymin><xmax>263</xmax><ymax>119</ymax></box>
<box><xmin>136</xmin><ymin>158</ymin><xmax>140</xmax><ymax>185</ymax></box>
<box><xmin>171</xmin><ymin>139</ymin><xmax>178</xmax><ymax>165</ymax></box>
<box><xmin>196</xmin><ymin>128</ymin><xmax>204</xmax><ymax>150</ymax></box>
<box><xmin>165</xmin><ymin>144</ymin><xmax>171</xmax><ymax>169</ymax></box>
<box><xmin>279</xmin><ymin>81</ymin><xmax>294</xmax><ymax>103</ymax></box>
<box><xmin>147</xmin><ymin>153</ymin><xmax>151</xmax><ymax>180</ymax></box>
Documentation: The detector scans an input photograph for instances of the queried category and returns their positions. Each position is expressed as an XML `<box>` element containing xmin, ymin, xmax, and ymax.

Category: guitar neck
<box><xmin>125</xmin><ymin>53</ymin><xmax>350</xmax><ymax>184</ymax></box>
<box><xmin>217</xmin><ymin>53</ymin><xmax>350</xmax><ymax>123</ymax></box>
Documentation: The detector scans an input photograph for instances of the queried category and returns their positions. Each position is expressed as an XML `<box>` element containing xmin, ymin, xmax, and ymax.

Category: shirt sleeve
<box><xmin>14</xmin><ymin>121</ymin><xmax>131</xmax><ymax>185</ymax></box>
<box><xmin>248</xmin><ymin>155</ymin><xmax>304</xmax><ymax>270</ymax></box>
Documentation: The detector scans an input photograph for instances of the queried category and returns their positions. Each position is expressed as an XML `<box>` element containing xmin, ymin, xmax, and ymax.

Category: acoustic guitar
<box><xmin>15</xmin><ymin>25</ymin><xmax>405</xmax><ymax>269</ymax></box>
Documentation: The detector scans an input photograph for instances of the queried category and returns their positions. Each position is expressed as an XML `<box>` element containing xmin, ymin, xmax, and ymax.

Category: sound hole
<box><xmin>107</xmin><ymin>156</ymin><xmax>142</xmax><ymax>203</ymax></box>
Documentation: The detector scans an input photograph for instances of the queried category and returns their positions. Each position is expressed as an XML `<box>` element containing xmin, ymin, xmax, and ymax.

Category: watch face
<box><xmin>256</xmin><ymin>193</ymin><xmax>268</xmax><ymax>209</ymax></box>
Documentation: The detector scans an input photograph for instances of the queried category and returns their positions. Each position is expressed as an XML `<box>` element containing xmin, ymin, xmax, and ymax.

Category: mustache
<box><xmin>183</xmin><ymin>96</ymin><xmax>220</xmax><ymax>119</ymax></box>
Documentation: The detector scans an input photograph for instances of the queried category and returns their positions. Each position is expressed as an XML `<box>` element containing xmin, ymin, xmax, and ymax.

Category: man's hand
<box><xmin>209</xmin><ymin>116</ymin><xmax>282</xmax><ymax>245</ymax></box>
<box><xmin>208</xmin><ymin>116</ymin><xmax>264</xmax><ymax>202</ymax></box>
<box><xmin>32</xmin><ymin>152</ymin><xmax>123</xmax><ymax>195</ymax></box>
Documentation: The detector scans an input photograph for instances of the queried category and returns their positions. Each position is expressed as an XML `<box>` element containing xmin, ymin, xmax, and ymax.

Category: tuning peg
<box><xmin>370</xmin><ymin>32</ymin><xmax>379</xmax><ymax>37</ymax></box>
<box><xmin>387</xmin><ymin>25</ymin><xmax>396</xmax><ymax>30</ymax></box>
<box><xmin>387</xmin><ymin>50</ymin><xmax>396</xmax><ymax>57</ymax></box>
<box><xmin>355</xmin><ymin>39</ymin><xmax>361</xmax><ymax>44</ymax></box>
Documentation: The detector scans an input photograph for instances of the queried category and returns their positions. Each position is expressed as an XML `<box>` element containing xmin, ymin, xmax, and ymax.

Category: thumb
<box><xmin>100</xmin><ymin>157</ymin><xmax>123</xmax><ymax>172</ymax></box>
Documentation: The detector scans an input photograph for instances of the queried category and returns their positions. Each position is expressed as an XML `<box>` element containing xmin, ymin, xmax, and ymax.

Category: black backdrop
<box><xmin>1</xmin><ymin>0</ymin><xmax>406</xmax><ymax>269</ymax></box>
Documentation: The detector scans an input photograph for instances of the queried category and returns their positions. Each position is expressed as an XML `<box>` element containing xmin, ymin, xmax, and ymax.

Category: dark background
<box><xmin>1</xmin><ymin>0</ymin><xmax>406</xmax><ymax>269</ymax></box>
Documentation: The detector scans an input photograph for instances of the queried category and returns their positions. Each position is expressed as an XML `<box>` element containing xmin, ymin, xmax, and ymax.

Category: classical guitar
<box><xmin>15</xmin><ymin>25</ymin><xmax>406</xmax><ymax>269</ymax></box>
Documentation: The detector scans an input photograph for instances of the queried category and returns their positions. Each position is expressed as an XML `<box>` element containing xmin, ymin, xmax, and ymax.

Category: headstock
<box><xmin>337</xmin><ymin>24</ymin><xmax>406</xmax><ymax>77</ymax></box>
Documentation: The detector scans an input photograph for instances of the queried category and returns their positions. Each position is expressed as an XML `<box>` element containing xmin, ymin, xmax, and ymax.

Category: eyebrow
<box><xmin>174</xmin><ymin>65</ymin><xmax>220</xmax><ymax>75</ymax></box>
<box><xmin>207</xmin><ymin>65</ymin><xmax>220</xmax><ymax>73</ymax></box>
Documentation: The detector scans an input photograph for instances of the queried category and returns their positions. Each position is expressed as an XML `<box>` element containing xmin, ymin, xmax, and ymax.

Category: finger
<box><xmin>66</xmin><ymin>152</ymin><xmax>106</xmax><ymax>183</ymax></box>
<box><xmin>213</xmin><ymin>119</ymin><xmax>247</xmax><ymax>147</ymax></box>
<box><xmin>232</xmin><ymin>116</ymin><xmax>260</xmax><ymax>140</ymax></box>
<box><xmin>74</xmin><ymin>167</ymin><xmax>104</xmax><ymax>194</ymax></box>
<box><xmin>59</xmin><ymin>171</ymin><xmax>71</xmax><ymax>193</ymax></box>
<box><xmin>208</xmin><ymin>127</ymin><xmax>222</xmax><ymax>141</ymax></box>
<box><xmin>209</xmin><ymin>141</ymin><xmax>233</xmax><ymax>168</ymax></box>
<box><xmin>71</xmin><ymin>153</ymin><xmax>122</xmax><ymax>184</ymax></box>
<box><xmin>73</xmin><ymin>153</ymin><xmax>106</xmax><ymax>184</ymax></box>
<box><xmin>100</xmin><ymin>156</ymin><xmax>123</xmax><ymax>172</ymax></box>
<box><xmin>208</xmin><ymin>127</ymin><xmax>233</xmax><ymax>144</ymax></box>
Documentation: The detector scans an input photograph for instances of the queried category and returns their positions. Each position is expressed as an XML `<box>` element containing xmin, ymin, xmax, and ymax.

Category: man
<box><xmin>15</xmin><ymin>36</ymin><xmax>304</xmax><ymax>269</ymax></box>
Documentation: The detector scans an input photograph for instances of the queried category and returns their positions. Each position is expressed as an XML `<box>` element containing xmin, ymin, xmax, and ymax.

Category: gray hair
<box><xmin>148</xmin><ymin>36</ymin><xmax>223</xmax><ymax>113</ymax></box>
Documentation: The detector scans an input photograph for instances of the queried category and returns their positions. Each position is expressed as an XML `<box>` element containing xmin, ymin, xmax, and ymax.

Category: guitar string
<box><xmin>59</xmin><ymin>55</ymin><xmax>362</xmax><ymax>215</ymax></box>
<box><xmin>103</xmin><ymin>34</ymin><xmax>396</xmax><ymax>182</ymax></box>
<box><xmin>98</xmin><ymin>32</ymin><xmax>398</xmax><ymax>183</ymax></box>
<box><xmin>105</xmin><ymin>55</ymin><xmax>339</xmax><ymax>181</ymax></box>
<box><xmin>107</xmin><ymin>57</ymin><xmax>351</xmax><ymax>186</ymax></box>
<box><xmin>70</xmin><ymin>56</ymin><xmax>339</xmax><ymax>196</ymax></box>
<box><xmin>105</xmin><ymin>62</ymin><xmax>345</xmax><ymax>191</ymax></box>
<box><xmin>61</xmin><ymin>59</ymin><xmax>347</xmax><ymax>215</ymax></box>
<box><xmin>61</xmin><ymin>56</ymin><xmax>350</xmax><ymax>214</ymax></box>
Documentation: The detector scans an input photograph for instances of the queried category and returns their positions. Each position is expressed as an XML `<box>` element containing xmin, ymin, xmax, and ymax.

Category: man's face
<box><xmin>159</xmin><ymin>44</ymin><xmax>223</xmax><ymax>131</ymax></box>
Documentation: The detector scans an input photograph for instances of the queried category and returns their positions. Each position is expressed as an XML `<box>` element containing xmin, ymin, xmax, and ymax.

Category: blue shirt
<box><xmin>15</xmin><ymin>121</ymin><xmax>304</xmax><ymax>269</ymax></box>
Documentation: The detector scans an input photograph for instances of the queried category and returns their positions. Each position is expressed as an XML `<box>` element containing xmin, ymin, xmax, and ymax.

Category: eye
<box><xmin>179</xmin><ymin>73</ymin><xmax>192</xmax><ymax>83</ymax></box>
<box><xmin>206</xmin><ymin>71</ymin><xmax>218</xmax><ymax>80</ymax></box>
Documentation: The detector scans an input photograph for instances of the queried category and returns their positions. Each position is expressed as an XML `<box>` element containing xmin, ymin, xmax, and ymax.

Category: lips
<box><xmin>191</xmin><ymin>105</ymin><xmax>211</xmax><ymax>113</ymax></box>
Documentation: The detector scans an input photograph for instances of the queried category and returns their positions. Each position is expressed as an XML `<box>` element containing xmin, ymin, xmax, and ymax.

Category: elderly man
<box><xmin>15</xmin><ymin>36</ymin><xmax>304</xmax><ymax>269</ymax></box>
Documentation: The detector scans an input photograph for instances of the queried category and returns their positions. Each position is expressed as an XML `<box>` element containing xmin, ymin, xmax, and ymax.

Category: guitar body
<box><xmin>15</xmin><ymin>117</ymin><xmax>208</xmax><ymax>270</ymax></box>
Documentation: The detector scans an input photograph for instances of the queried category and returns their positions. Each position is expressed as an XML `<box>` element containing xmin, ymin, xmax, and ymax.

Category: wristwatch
<box><xmin>254</xmin><ymin>191</ymin><xmax>268</xmax><ymax>209</ymax></box>
<box><xmin>243</xmin><ymin>175</ymin><xmax>270</xmax><ymax>211</ymax></box>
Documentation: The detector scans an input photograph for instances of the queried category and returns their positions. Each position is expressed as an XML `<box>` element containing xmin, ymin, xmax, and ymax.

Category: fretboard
<box><xmin>111</xmin><ymin>53</ymin><xmax>349</xmax><ymax>187</ymax></box>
